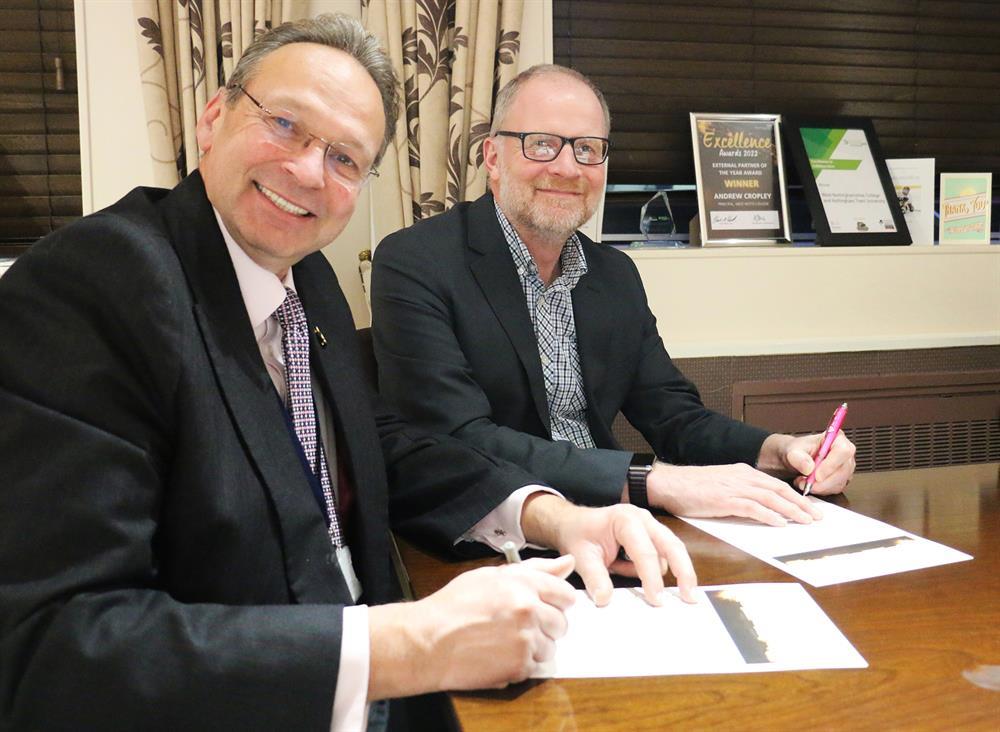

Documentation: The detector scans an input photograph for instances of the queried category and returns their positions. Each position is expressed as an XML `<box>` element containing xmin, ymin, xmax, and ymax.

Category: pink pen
<box><xmin>804</xmin><ymin>402</ymin><xmax>848</xmax><ymax>496</ymax></box>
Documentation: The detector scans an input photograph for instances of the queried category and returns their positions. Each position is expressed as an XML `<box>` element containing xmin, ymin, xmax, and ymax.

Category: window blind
<box><xmin>554</xmin><ymin>0</ymin><xmax>1000</xmax><ymax>185</ymax></box>
<box><xmin>0</xmin><ymin>0</ymin><xmax>80</xmax><ymax>246</ymax></box>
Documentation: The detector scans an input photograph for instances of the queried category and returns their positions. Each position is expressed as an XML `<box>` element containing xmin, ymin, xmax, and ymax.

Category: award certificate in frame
<box><xmin>784</xmin><ymin>117</ymin><xmax>911</xmax><ymax>246</ymax></box>
<box><xmin>690</xmin><ymin>113</ymin><xmax>791</xmax><ymax>246</ymax></box>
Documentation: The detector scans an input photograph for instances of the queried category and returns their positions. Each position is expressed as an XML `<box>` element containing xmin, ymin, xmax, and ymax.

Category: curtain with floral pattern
<box><xmin>362</xmin><ymin>0</ymin><xmax>523</xmax><ymax>244</ymax></box>
<box><xmin>134</xmin><ymin>0</ymin><xmax>295</xmax><ymax>186</ymax></box>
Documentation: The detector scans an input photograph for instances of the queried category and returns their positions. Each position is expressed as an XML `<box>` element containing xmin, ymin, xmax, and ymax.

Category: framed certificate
<box><xmin>784</xmin><ymin>117</ymin><xmax>911</xmax><ymax>246</ymax></box>
<box><xmin>690</xmin><ymin>113</ymin><xmax>792</xmax><ymax>246</ymax></box>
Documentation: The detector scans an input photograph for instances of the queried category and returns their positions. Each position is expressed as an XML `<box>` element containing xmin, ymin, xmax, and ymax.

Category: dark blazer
<box><xmin>372</xmin><ymin>192</ymin><xmax>770</xmax><ymax>507</ymax></box>
<box><xmin>0</xmin><ymin>174</ymin><xmax>535</xmax><ymax>730</ymax></box>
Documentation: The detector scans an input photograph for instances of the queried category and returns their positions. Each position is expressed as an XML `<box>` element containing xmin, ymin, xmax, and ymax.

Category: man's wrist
<box><xmin>368</xmin><ymin>601</ymin><xmax>434</xmax><ymax>700</ymax></box>
<box><xmin>520</xmin><ymin>492</ymin><xmax>573</xmax><ymax>550</ymax></box>
<box><xmin>626</xmin><ymin>453</ymin><xmax>655</xmax><ymax>509</ymax></box>
<box><xmin>756</xmin><ymin>433</ymin><xmax>795</xmax><ymax>474</ymax></box>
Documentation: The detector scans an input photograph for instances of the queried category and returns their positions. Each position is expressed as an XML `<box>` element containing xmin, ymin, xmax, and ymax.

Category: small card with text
<box><xmin>887</xmin><ymin>158</ymin><xmax>935</xmax><ymax>245</ymax></box>
<box><xmin>939</xmin><ymin>172</ymin><xmax>992</xmax><ymax>245</ymax></box>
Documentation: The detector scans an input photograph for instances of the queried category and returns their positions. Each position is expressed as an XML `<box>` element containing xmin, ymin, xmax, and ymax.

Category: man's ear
<box><xmin>195</xmin><ymin>89</ymin><xmax>227</xmax><ymax>154</ymax></box>
<box><xmin>483</xmin><ymin>136</ymin><xmax>500</xmax><ymax>184</ymax></box>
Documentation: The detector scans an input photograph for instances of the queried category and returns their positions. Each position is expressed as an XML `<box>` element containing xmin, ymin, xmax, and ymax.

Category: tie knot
<box><xmin>274</xmin><ymin>287</ymin><xmax>308</xmax><ymax>331</ymax></box>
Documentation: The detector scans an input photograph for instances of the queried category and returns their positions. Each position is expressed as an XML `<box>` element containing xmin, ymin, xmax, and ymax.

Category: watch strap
<box><xmin>627</xmin><ymin>453</ymin><xmax>655</xmax><ymax>509</ymax></box>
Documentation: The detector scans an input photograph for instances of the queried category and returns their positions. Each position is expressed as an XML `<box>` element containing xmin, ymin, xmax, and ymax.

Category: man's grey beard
<box><xmin>497</xmin><ymin>173</ymin><xmax>595</xmax><ymax>242</ymax></box>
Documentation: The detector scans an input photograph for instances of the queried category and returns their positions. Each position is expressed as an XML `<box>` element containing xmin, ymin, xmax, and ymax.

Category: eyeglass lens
<box><xmin>522</xmin><ymin>133</ymin><xmax>608</xmax><ymax>165</ymax></box>
<box><xmin>259</xmin><ymin>114</ymin><xmax>370</xmax><ymax>185</ymax></box>
<box><xmin>234</xmin><ymin>84</ymin><xmax>375</xmax><ymax>186</ymax></box>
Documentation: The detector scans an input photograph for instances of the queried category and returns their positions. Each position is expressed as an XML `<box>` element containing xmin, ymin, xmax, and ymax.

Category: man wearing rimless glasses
<box><xmin>0</xmin><ymin>17</ymin><xmax>700</xmax><ymax>732</ymax></box>
<box><xmin>373</xmin><ymin>65</ymin><xmax>857</xmax><ymax>529</ymax></box>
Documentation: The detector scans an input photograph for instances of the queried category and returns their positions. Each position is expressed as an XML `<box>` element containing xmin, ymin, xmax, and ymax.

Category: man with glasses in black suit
<box><xmin>373</xmin><ymin>64</ymin><xmax>857</xmax><ymax>535</ymax></box>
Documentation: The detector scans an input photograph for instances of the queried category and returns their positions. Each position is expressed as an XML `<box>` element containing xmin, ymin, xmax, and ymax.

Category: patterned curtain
<box><xmin>133</xmin><ymin>0</ymin><xmax>295</xmax><ymax>186</ymax></box>
<box><xmin>362</xmin><ymin>0</ymin><xmax>523</xmax><ymax>244</ymax></box>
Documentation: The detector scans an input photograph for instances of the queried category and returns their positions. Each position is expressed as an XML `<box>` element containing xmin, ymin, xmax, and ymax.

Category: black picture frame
<box><xmin>783</xmin><ymin>116</ymin><xmax>911</xmax><ymax>246</ymax></box>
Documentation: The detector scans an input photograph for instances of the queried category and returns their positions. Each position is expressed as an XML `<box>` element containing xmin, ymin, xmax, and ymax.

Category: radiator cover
<box><xmin>732</xmin><ymin>370</ymin><xmax>1000</xmax><ymax>471</ymax></box>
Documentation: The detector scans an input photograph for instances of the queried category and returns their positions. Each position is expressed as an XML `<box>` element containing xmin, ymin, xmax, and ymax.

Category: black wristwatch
<box><xmin>627</xmin><ymin>453</ymin><xmax>656</xmax><ymax>509</ymax></box>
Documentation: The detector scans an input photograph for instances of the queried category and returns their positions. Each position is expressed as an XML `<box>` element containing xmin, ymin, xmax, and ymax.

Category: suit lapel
<box><xmin>161</xmin><ymin>173</ymin><xmax>351</xmax><ymax>604</ymax></box>
<box><xmin>294</xmin><ymin>256</ymin><xmax>392</xmax><ymax>602</ymax></box>
<box><xmin>466</xmin><ymin>195</ymin><xmax>551</xmax><ymax>432</ymax></box>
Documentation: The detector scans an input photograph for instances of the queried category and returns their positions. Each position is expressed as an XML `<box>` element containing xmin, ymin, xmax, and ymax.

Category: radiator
<box><xmin>732</xmin><ymin>370</ymin><xmax>1000</xmax><ymax>471</ymax></box>
<box><xmin>611</xmin><ymin>370</ymin><xmax>1000</xmax><ymax>472</ymax></box>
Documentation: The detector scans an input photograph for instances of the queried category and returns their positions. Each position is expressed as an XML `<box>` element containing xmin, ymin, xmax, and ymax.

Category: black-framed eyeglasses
<box><xmin>493</xmin><ymin>131</ymin><xmax>610</xmax><ymax>165</ymax></box>
<box><xmin>229</xmin><ymin>83</ymin><xmax>379</xmax><ymax>188</ymax></box>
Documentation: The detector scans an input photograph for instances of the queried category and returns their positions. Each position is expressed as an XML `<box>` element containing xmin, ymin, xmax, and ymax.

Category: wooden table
<box><xmin>398</xmin><ymin>463</ymin><xmax>1000</xmax><ymax>731</ymax></box>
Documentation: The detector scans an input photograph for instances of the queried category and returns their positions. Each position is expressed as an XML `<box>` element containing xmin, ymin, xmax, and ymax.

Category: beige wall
<box><xmin>75</xmin><ymin>0</ymin><xmax>154</xmax><ymax>214</ymax></box>
<box><xmin>631</xmin><ymin>245</ymin><xmax>1000</xmax><ymax>358</ymax></box>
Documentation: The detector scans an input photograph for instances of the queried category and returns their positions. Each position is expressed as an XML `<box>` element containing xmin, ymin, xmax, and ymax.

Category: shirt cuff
<box><xmin>331</xmin><ymin>605</ymin><xmax>369</xmax><ymax>732</ymax></box>
<box><xmin>460</xmin><ymin>484</ymin><xmax>562</xmax><ymax>552</ymax></box>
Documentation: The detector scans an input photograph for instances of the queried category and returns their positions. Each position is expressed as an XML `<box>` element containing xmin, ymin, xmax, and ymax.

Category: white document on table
<box><xmin>681</xmin><ymin>498</ymin><xmax>972</xmax><ymax>587</ymax></box>
<box><xmin>535</xmin><ymin>583</ymin><xmax>866</xmax><ymax>679</ymax></box>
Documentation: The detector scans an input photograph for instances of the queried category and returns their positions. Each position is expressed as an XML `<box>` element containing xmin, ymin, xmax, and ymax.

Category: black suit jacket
<box><xmin>0</xmin><ymin>174</ymin><xmax>536</xmax><ymax>730</ymax></box>
<box><xmin>372</xmin><ymin>192</ymin><xmax>770</xmax><ymax>507</ymax></box>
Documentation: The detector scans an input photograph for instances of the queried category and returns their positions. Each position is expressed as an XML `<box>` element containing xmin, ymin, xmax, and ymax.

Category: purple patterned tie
<box><xmin>274</xmin><ymin>287</ymin><xmax>343</xmax><ymax>548</ymax></box>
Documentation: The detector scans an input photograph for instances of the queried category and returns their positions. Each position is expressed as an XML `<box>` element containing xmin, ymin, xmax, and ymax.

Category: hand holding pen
<box><xmin>803</xmin><ymin>402</ymin><xmax>849</xmax><ymax>496</ymax></box>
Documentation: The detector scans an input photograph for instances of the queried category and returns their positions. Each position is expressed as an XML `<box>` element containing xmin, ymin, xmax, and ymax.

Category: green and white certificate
<box><xmin>801</xmin><ymin>127</ymin><xmax>898</xmax><ymax>235</ymax></box>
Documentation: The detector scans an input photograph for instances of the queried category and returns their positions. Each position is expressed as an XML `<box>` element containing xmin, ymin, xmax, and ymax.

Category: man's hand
<box><xmin>646</xmin><ymin>460</ymin><xmax>823</xmax><ymax>527</ymax></box>
<box><xmin>521</xmin><ymin>494</ymin><xmax>697</xmax><ymax>607</ymax></box>
<box><xmin>367</xmin><ymin>555</ymin><xmax>576</xmax><ymax>699</ymax></box>
<box><xmin>758</xmin><ymin>432</ymin><xmax>856</xmax><ymax>495</ymax></box>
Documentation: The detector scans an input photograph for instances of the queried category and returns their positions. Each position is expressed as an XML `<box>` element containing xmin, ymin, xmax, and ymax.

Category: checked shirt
<box><xmin>495</xmin><ymin>203</ymin><xmax>597</xmax><ymax>449</ymax></box>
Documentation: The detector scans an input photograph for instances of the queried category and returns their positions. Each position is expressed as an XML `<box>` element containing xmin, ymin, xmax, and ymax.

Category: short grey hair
<box><xmin>490</xmin><ymin>64</ymin><xmax>611</xmax><ymax>137</ymax></box>
<box><xmin>226</xmin><ymin>13</ymin><xmax>399</xmax><ymax>166</ymax></box>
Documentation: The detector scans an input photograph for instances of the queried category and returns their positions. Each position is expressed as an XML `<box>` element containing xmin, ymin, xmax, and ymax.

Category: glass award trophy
<box><xmin>639</xmin><ymin>190</ymin><xmax>676</xmax><ymax>239</ymax></box>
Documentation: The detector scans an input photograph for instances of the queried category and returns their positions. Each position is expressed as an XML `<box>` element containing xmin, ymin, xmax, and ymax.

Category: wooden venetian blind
<box><xmin>554</xmin><ymin>0</ymin><xmax>1000</xmax><ymax>185</ymax></box>
<box><xmin>0</xmin><ymin>0</ymin><xmax>81</xmax><ymax>245</ymax></box>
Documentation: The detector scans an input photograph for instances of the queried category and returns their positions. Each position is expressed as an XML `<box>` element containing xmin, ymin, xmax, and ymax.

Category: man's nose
<box><xmin>283</xmin><ymin>138</ymin><xmax>327</xmax><ymax>188</ymax></box>
<box><xmin>546</xmin><ymin>142</ymin><xmax>581</xmax><ymax>176</ymax></box>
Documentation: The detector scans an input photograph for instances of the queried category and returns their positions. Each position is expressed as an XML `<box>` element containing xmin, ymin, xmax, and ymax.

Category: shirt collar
<box><xmin>493</xmin><ymin>200</ymin><xmax>587</xmax><ymax>287</ymax></box>
<box><xmin>214</xmin><ymin>209</ymin><xmax>295</xmax><ymax>330</ymax></box>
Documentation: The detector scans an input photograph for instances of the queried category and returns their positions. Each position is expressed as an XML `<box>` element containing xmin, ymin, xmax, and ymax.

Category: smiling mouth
<box><xmin>255</xmin><ymin>182</ymin><xmax>312</xmax><ymax>217</ymax></box>
<box><xmin>538</xmin><ymin>188</ymin><xmax>582</xmax><ymax>196</ymax></box>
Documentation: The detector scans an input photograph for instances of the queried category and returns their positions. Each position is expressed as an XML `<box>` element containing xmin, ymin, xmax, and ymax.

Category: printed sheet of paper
<box><xmin>886</xmin><ymin>158</ymin><xmax>935</xmax><ymax>245</ymax></box>
<box><xmin>681</xmin><ymin>499</ymin><xmax>972</xmax><ymax>587</ymax></box>
<box><xmin>534</xmin><ymin>583</ymin><xmax>866</xmax><ymax>679</ymax></box>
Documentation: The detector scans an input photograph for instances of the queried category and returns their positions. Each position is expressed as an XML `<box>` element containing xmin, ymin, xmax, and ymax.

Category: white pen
<box><xmin>501</xmin><ymin>540</ymin><xmax>522</xmax><ymax>564</ymax></box>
